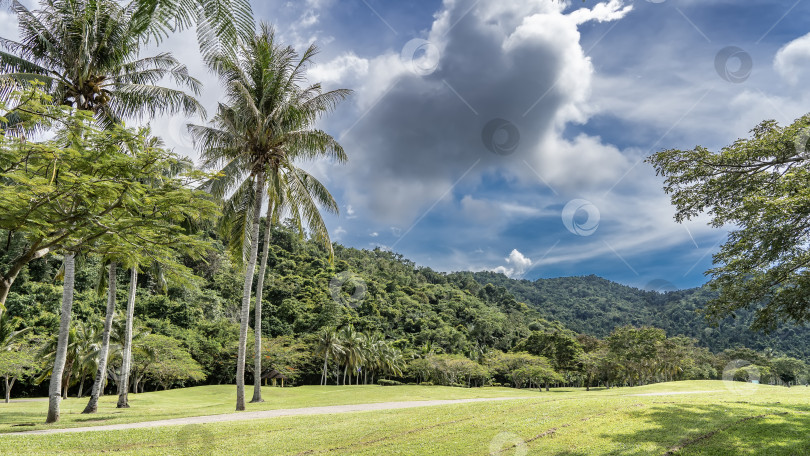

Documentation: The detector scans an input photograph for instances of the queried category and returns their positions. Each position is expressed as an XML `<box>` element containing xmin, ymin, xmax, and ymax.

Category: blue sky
<box><xmin>6</xmin><ymin>0</ymin><xmax>808</xmax><ymax>290</ymax></box>
<box><xmin>220</xmin><ymin>0</ymin><xmax>810</xmax><ymax>290</ymax></box>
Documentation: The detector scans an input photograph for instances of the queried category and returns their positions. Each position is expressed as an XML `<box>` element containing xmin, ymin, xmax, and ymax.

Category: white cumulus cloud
<box><xmin>493</xmin><ymin>249</ymin><xmax>533</xmax><ymax>278</ymax></box>
<box><xmin>775</xmin><ymin>32</ymin><xmax>810</xmax><ymax>85</ymax></box>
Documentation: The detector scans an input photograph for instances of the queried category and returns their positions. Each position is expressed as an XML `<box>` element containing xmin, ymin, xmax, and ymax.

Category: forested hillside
<box><xmin>3</xmin><ymin>221</ymin><xmax>539</xmax><ymax>392</ymax></box>
<box><xmin>4</xmin><ymin>221</ymin><xmax>809</xmax><ymax>397</ymax></box>
<box><xmin>465</xmin><ymin>272</ymin><xmax>810</xmax><ymax>359</ymax></box>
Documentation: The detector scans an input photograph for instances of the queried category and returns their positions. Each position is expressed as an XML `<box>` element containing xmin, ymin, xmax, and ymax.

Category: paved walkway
<box><xmin>6</xmin><ymin>396</ymin><xmax>532</xmax><ymax>436</ymax></box>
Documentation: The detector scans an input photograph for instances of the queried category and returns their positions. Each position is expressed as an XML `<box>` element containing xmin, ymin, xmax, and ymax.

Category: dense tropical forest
<box><xmin>468</xmin><ymin>272</ymin><xmax>810</xmax><ymax>358</ymax></box>
<box><xmin>3</xmin><ymin>221</ymin><xmax>809</xmax><ymax>402</ymax></box>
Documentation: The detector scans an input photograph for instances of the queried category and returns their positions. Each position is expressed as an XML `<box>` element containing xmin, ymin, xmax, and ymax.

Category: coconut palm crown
<box><xmin>0</xmin><ymin>0</ymin><xmax>237</xmax><ymax>126</ymax></box>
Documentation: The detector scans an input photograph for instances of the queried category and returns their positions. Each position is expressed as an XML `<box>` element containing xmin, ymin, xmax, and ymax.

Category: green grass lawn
<box><xmin>2</xmin><ymin>380</ymin><xmax>809</xmax><ymax>455</ymax></box>
<box><xmin>0</xmin><ymin>383</ymin><xmax>533</xmax><ymax>433</ymax></box>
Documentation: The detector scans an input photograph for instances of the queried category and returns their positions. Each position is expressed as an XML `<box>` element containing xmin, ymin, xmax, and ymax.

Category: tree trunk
<box><xmin>251</xmin><ymin>205</ymin><xmax>273</xmax><ymax>403</ymax></box>
<box><xmin>321</xmin><ymin>352</ymin><xmax>329</xmax><ymax>386</ymax></box>
<box><xmin>343</xmin><ymin>364</ymin><xmax>348</xmax><ymax>386</ymax></box>
<box><xmin>0</xmin><ymin>243</ymin><xmax>49</xmax><ymax>309</ymax></box>
<box><xmin>83</xmin><ymin>262</ymin><xmax>117</xmax><ymax>414</ymax></box>
<box><xmin>0</xmin><ymin>278</ymin><xmax>11</xmax><ymax>310</ymax></box>
<box><xmin>4</xmin><ymin>376</ymin><xmax>11</xmax><ymax>403</ymax></box>
<box><xmin>62</xmin><ymin>359</ymin><xmax>73</xmax><ymax>400</ymax></box>
<box><xmin>236</xmin><ymin>172</ymin><xmax>265</xmax><ymax>411</ymax></box>
<box><xmin>77</xmin><ymin>373</ymin><xmax>85</xmax><ymax>398</ymax></box>
<box><xmin>117</xmin><ymin>267</ymin><xmax>138</xmax><ymax>408</ymax></box>
<box><xmin>47</xmin><ymin>253</ymin><xmax>75</xmax><ymax>423</ymax></box>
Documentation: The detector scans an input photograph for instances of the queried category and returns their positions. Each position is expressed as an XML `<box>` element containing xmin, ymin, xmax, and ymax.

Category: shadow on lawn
<box><xmin>554</xmin><ymin>400</ymin><xmax>810</xmax><ymax>456</ymax></box>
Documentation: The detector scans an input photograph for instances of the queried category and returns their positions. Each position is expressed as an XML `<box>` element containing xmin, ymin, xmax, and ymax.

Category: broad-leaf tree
<box><xmin>0</xmin><ymin>0</ymin><xmax>253</xmax><ymax>306</ymax></box>
<box><xmin>1</xmin><ymin>91</ymin><xmax>216</xmax><ymax>422</ymax></box>
<box><xmin>648</xmin><ymin>115</ymin><xmax>810</xmax><ymax>330</ymax></box>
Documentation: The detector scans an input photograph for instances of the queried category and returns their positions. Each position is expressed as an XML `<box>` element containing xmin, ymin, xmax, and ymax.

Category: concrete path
<box><xmin>5</xmin><ymin>396</ymin><xmax>532</xmax><ymax>436</ymax></box>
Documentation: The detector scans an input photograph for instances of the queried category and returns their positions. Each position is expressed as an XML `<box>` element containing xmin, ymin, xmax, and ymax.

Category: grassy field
<box><xmin>1</xmin><ymin>380</ymin><xmax>808</xmax><ymax>455</ymax></box>
<box><xmin>0</xmin><ymin>384</ymin><xmax>532</xmax><ymax>433</ymax></box>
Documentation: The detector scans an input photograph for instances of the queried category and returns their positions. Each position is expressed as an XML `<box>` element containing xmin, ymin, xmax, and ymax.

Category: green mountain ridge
<box><xmin>463</xmin><ymin>271</ymin><xmax>810</xmax><ymax>359</ymax></box>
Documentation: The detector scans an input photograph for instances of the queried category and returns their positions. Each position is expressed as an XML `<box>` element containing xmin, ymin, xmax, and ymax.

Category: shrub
<box><xmin>378</xmin><ymin>379</ymin><xmax>402</xmax><ymax>386</ymax></box>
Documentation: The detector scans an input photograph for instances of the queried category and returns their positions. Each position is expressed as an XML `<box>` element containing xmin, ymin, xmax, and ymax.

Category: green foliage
<box><xmin>407</xmin><ymin>354</ymin><xmax>490</xmax><ymax>387</ymax></box>
<box><xmin>376</xmin><ymin>379</ymin><xmax>401</xmax><ymax>386</ymax></box>
<box><xmin>467</xmin><ymin>272</ymin><xmax>810</xmax><ymax>359</ymax></box>
<box><xmin>139</xmin><ymin>334</ymin><xmax>206</xmax><ymax>390</ymax></box>
<box><xmin>0</xmin><ymin>334</ymin><xmax>41</xmax><ymax>400</ymax></box>
<box><xmin>648</xmin><ymin>114</ymin><xmax>810</xmax><ymax>330</ymax></box>
<box><xmin>0</xmin><ymin>86</ymin><xmax>218</xmax><ymax>313</ymax></box>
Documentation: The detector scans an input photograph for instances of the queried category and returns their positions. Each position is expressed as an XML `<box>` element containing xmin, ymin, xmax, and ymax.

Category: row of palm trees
<box><xmin>316</xmin><ymin>326</ymin><xmax>406</xmax><ymax>386</ymax></box>
<box><xmin>1</xmin><ymin>0</ymin><xmax>349</xmax><ymax>417</ymax></box>
<box><xmin>35</xmin><ymin>316</ymin><xmax>151</xmax><ymax>399</ymax></box>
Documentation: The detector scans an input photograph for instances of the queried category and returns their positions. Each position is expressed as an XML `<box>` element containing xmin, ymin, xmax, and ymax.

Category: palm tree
<box><xmin>38</xmin><ymin>319</ymin><xmax>100</xmax><ymax>400</ymax></box>
<box><xmin>380</xmin><ymin>343</ymin><xmax>405</xmax><ymax>380</ymax></box>
<box><xmin>45</xmin><ymin>252</ymin><xmax>75</xmax><ymax>422</ymax></box>
<box><xmin>82</xmin><ymin>260</ymin><xmax>117</xmax><ymax>412</ymax></box>
<box><xmin>315</xmin><ymin>327</ymin><xmax>343</xmax><ymax>386</ymax></box>
<box><xmin>359</xmin><ymin>333</ymin><xmax>381</xmax><ymax>384</ymax></box>
<box><xmin>0</xmin><ymin>0</ymin><xmax>204</xmax><ymax>130</ymax></box>
<box><xmin>113</xmin><ymin>155</ymin><xmax>196</xmax><ymax>409</ymax></box>
<box><xmin>191</xmin><ymin>23</ymin><xmax>350</xmax><ymax>409</ymax></box>
<box><xmin>248</xmin><ymin>168</ymin><xmax>339</xmax><ymax>399</ymax></box>
<box><xmin>337</xmin><ymin>325</ymin><xmax>363</xmax><ymax>386</ymax></box>
<box><xmin>116</xmin><ymin>266</ymin><xmax>139</xmax><ymax>407</ymax></box>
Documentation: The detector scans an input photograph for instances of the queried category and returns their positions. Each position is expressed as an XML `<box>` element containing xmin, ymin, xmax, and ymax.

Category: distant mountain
<box><xmin>459</xmin><ymin>271</ymin><xmax>810</xmax><ymax>359</ymax></box>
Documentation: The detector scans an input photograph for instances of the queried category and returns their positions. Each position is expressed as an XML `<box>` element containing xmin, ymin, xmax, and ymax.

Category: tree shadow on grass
<box><xmin>554</xmin><ymin>400</ymin><xmax>810</xmax><ymax>456</ymax></box>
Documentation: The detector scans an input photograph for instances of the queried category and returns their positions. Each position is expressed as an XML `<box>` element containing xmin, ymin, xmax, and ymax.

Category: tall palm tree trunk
<box><xmin>47</xmin><ymin>253</ymin><xmax>75</xmax><ymax>423</ymax></box>
<box><xmin>83</xmin><ymin>262</ymin><xmax>117</xmax><ymax>413</ymax></box>
<box><xmin>321</xmin><ymin>352</ymin><xmax>329</xmax><ymax>386</ymax></box>
<box><xmin>236</xmin><ymin>172</ymin><xmax>266</xmax><ymax>411</ymax></box>
<box><xmin>251</xmin><ymin>204</ymin><xmax>273</xmax><ymax>403</ymax></box>
<box><xmin>117</xmin><ymin>267</ymin><xmax>138</xmax><ymax>408</ymax></box>
<box><xmin>62</xmin><ymin>358</ymin><xmax>74</xmax><ymax>399</ymax></box>
<box><xmin>77</xmin><ymin>373</ymin><xmax>85</xmax><ymax>398</ymax></box>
